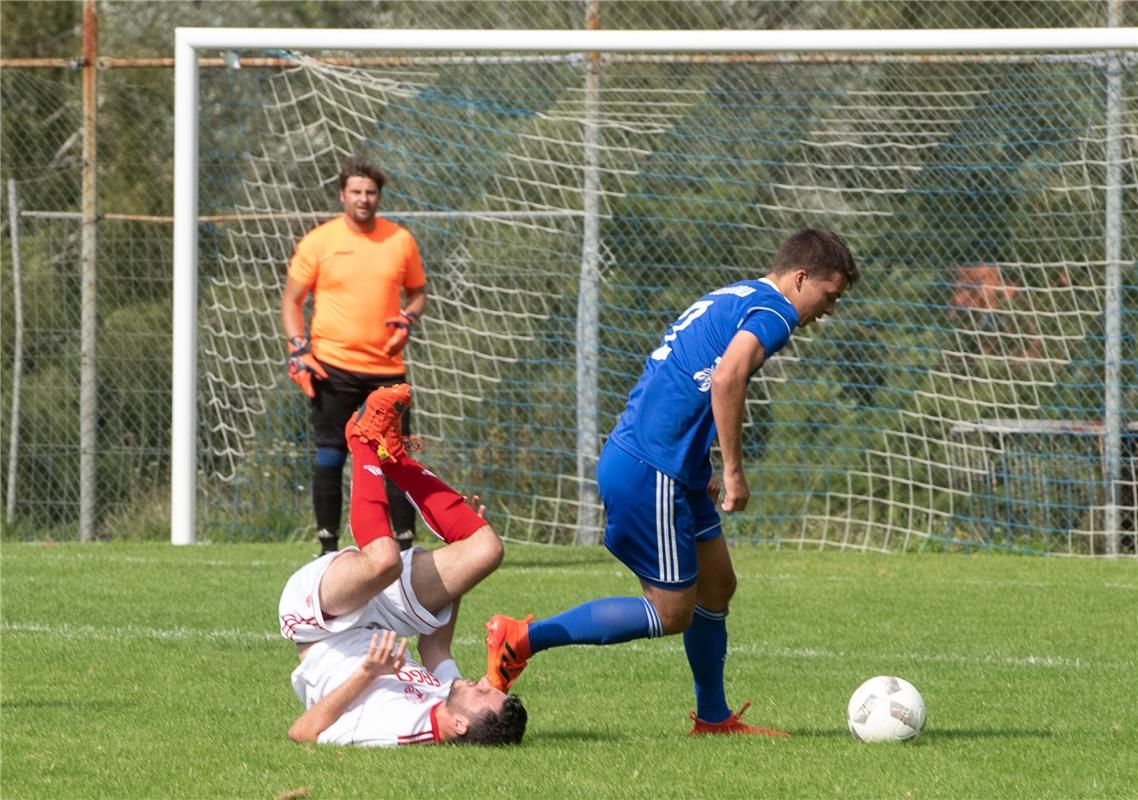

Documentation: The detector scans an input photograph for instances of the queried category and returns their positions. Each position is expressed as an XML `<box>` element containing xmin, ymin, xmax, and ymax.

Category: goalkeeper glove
<box><xmin>286</xmin><ymin>336</ymin><xmax>329</xmax><ymax>398</ymax></box>
<box><xmin>381</xmin><ymin>309</ymin><xmax>418</xmax><ymax>357</ymax></box>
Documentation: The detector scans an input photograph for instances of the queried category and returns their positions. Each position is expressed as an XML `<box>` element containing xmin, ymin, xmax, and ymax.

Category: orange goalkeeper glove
<box><xmin>286</xmin><ymin>336</ymin><xmax>328</xmax><ymax>398</ymax></box>
<box><xmin>381</xmin><ymin>309</ymin><xmax>417</xmax><ymax>357</ymax></box>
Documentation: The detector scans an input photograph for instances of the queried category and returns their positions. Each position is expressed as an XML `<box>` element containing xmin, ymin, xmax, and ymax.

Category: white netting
<box><xmin>190</xmin><ymin>48</ymin><xmax>1137</xmax><ymax>553</ymax></box>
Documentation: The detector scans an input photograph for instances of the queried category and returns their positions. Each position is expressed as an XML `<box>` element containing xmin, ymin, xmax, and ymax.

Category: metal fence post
<box><xmin>79</xmin><ymin>0</ymin><xmax>99</xmax><ymax>542</ymax></box>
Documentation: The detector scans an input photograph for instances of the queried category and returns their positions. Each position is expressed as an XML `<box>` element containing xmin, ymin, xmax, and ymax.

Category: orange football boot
<box><xmin>348</xmin><ymin>384</ymin><xmax>412</xmax><ymax>462</ymax></box>
<box><xmin>484</xmin><ymin>614</ymin><xmax>534</xmax><ymax>692</ymax></box>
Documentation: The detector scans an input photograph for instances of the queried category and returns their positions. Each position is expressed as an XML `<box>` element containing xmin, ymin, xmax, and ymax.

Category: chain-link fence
<box><xmin>2</xmin><ymin>1</ymin><xmax>1136</xmax><ymax>553</ymax></box>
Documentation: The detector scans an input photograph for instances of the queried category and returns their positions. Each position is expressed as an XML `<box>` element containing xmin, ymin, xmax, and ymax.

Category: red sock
<box><xmin>379</xmin><ymin>456</ymin><xmax>487</xmax><ymax>543</ymax></box>
<box><xmin>347</xmin><ymin>436</ymin><xmax>393</xmax><ymax>548</ymax></box>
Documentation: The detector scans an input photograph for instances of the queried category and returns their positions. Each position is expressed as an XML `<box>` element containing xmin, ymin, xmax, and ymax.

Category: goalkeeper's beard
<box><xmin>350</xmin><ymin>206</ymin><xmax>376</xmax><ymax>225</ymax></box>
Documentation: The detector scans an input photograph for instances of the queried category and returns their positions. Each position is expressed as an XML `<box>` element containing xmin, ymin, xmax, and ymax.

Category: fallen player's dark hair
<box><xmin>457</xmin><ymin>695</ymin><xmax>528</xmax><ymax>747</ymax></box>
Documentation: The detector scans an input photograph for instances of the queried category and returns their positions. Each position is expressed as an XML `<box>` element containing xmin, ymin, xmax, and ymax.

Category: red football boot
<box><xmin>689</xmin><ymin>702</ymin><xmax>791</xmax><ymax>737</ymax></box>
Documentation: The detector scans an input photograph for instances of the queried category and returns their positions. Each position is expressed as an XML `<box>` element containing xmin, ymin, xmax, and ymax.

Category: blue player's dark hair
<box><xmin>773</xmin><ymin>228</ymin><xmax>859</xmax><ymax>286</ymax></box>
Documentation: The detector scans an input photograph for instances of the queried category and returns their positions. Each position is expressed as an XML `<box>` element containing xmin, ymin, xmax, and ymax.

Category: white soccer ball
<box><xmin>847</xmin><ymin>675</ymin><xmax>926</xmax><ymax>742</ymax></box>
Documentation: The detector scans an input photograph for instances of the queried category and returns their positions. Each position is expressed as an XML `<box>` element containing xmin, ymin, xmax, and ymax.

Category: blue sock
<box><xmin>528</xmin><ymin>597</ymin><xmax>662</xmax><ymax>654</ymax></box>
<box><xmin>684</xmin><ymin>604</ymin><xmax>730</xmax><ymax>723</ymax></box>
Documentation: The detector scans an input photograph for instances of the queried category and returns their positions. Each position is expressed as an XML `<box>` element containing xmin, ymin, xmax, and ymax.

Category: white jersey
<box><xmin>292</xmin><ymin>627</ymin><xmax>452</xmax><ymax>747</ymax></box>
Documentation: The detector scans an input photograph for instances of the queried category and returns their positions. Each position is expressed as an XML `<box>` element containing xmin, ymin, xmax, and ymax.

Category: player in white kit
<box><xmin>279</xmin><ymin>384</ymin><xmax>527</xmax><ymax>746</ymax></box>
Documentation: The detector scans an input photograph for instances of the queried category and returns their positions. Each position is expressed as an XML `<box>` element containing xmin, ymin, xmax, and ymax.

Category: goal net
<box><xmin>177</xmin><ymin>29</ymin><xmax>1137</xmax><ymax>555</ymax></box>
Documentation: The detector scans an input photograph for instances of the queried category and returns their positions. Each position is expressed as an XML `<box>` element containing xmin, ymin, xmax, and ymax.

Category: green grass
<box><xmin>2</xmin><ymin>541</ymin><xmax>1135</xmax><ymax>799</ymax></box>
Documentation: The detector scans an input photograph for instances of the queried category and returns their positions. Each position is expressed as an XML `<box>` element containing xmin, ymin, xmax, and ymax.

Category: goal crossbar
<box><xmin>174</xmin><ymin>27</ymin><xmax>1138</xmax><ymax>53</ymax></box>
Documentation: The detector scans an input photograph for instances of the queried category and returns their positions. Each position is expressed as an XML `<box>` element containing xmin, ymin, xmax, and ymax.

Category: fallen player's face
<box><xmin>447</xmin><ymin>676</ymin><xmax>509</xmax><ymax>717</ymax></box>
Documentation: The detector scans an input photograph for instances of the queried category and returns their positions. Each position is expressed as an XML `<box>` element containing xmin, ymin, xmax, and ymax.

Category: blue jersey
<box><xmin>606</xmin><ymin>279</ymin><xmax>798</xmax><ymax>487</ymax></box>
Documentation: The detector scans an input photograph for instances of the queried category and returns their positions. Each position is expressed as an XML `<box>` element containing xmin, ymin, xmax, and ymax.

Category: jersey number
<box><xmin>650</xmin><ymin>300</ymin><xmax>713</xmax><ymax>361</ymax></box>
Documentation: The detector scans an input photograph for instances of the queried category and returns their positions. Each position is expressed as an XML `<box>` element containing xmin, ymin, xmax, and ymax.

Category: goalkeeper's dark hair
<box><xmin>339</xmin><ymin>156</ymin><xmax>387</xmax><ymax>192</ymax></box>
<box><xmin>453</xmin><ymin>695</ymin><xmax>528</xmax><ymax>747</ymax></box>
<box><xmin>772</xmin><ymin>228</ymin><xmax>859</xmax><ymax>287</ymax></box>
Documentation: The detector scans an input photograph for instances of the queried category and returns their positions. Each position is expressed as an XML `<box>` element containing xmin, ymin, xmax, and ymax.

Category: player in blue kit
<box><xmin>485</xmin><ymin>228</ymin><xmax>858</xmax><ymax>735</ymax></box>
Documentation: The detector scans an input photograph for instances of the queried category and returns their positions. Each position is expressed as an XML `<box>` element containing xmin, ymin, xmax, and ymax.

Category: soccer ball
<box><xmin>847</xmin><ymin>675</ymin><xmax>926</xmax><ymax>742</ymax></box>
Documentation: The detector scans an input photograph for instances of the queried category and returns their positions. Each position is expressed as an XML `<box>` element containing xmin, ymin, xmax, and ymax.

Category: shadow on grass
<box><xmin>918</xmin><ymin>728</ymin><xmax>1053</xmax><ymax>740</ymax></box>
<box><xmin>528</xmin><ymin>729</ymin><xmax>624</xmax><ymax>743</ymax></box>
<box><xmin>795</xmin><ymin>727</ymin><xmax>1053</xmax><ymax>740</ymax></box>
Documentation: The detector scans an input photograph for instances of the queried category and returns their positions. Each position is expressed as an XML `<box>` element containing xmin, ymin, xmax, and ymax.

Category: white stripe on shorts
<box><xmin>655</xmin><ymin>471</ymin><xmax>678</xmax><ymax>583</ymax></box>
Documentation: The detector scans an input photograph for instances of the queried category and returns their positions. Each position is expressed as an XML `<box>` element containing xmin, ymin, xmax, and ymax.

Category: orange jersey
<box><xmin>288</xmin><ymin>215</ymin><xmax>426</xmax><ymax>374</ymax></box>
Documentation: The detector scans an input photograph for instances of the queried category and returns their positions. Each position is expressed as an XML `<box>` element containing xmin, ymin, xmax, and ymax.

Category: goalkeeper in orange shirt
<box><xmin>281</xmin><ymin>156</ymin><xmax>428</xmax><ymax>555</ymax></box>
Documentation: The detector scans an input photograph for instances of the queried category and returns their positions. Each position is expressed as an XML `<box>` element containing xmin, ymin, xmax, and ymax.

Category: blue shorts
<box><xmin>596</xmin><ymin>441</ymin><xmax>722</xmax><ymax>589</ymax></box>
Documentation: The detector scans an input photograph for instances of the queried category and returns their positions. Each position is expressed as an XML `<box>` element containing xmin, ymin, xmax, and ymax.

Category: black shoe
<box><xmin>395</xmin><ymin>529</ymin><xmax>414</xmax><ymax>552</ymax></box>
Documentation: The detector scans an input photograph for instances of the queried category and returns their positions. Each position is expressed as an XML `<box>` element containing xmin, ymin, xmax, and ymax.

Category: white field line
<box><xmin>2</xmin><ymin>621</ymin><xmax>280</xmax><ymax>643</ymax></box>
<box><xmin>758</xmin><ymin>573</ymin><xmax>1138</xmax><ymax>592</ymax></box>
<box><xmin>489</xmin><ymin>638</ymin><xmax>1136</xmax><ymax>671</ymax></box>
<box><xmin>3</xmin><ymin>622</ymin><xmax>1132</xmax><ymax>672</ymax></box>
<box><xmin>0</xmin><ymin>551</ymin><xmax>287</xmax><ymax>569</ymax></box>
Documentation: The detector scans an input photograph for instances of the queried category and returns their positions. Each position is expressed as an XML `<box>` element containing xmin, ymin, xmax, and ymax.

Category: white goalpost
<box><xmin>172</xmin><ymin>27</ymin><xmax>1137</xmax><ymax>553</ymax></box>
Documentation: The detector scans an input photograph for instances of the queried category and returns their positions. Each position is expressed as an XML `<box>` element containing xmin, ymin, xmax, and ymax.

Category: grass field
<box><xmin>2</xmin><ymin>540</ymin><xmax>1135</xmax><ymax>799</ymax></box>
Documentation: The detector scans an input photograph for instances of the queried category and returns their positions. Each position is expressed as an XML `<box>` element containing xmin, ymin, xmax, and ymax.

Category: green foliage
<box><xmin>0</xmin><ymin>1</ymin><xmax>79</xmax><ymax>59</ymax></box>
<box><xmin>1</xmin><ymin>542</ymin><xmax>1136</xmax><ymax>798</ymax></box>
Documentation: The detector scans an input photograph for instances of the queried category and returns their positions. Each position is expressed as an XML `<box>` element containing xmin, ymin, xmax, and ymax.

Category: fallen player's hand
<box><xmin>286</xmin><ymin>337</ymin><xmax>328</xmax><ymax>398</ymax></box>
<box><xmin>381</xmin><ymin>310</ymin><xmax>417</xmax><ymax>357</ymax></box>
<box><xmin>361</xmin><ymin>630</ymin><xmax>408</xmax><ymax>678</ymax></box>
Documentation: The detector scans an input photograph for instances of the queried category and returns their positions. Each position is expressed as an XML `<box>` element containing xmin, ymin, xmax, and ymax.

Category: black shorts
<box><xmin>311</xmin><ymin>362</ymin><xmax>412</xmax><ymax>450</ymax></box>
